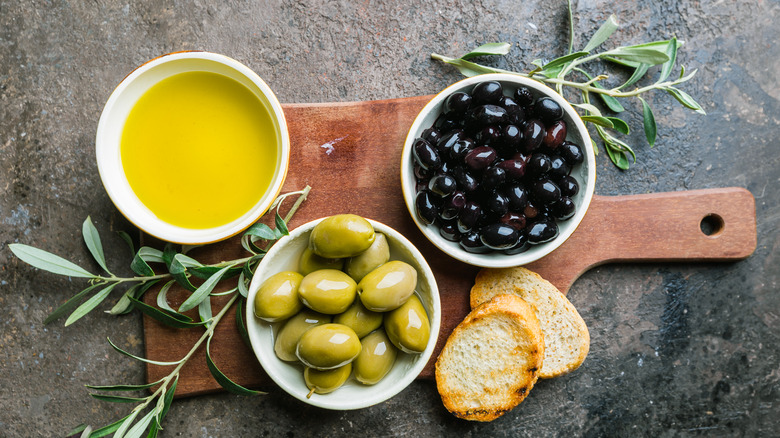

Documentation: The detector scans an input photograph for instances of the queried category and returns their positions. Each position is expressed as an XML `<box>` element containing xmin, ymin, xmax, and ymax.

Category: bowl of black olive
<box><xmin>401</xmin><ymin>73</ymin><xmax>596</xmax><ymax>267</ymax></box>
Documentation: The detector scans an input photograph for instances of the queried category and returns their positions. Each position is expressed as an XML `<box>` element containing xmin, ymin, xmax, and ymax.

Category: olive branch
<box><xmin>10</xmin><ymin>186</ymin><xmax>311</xmax><ymax>438</ymax></box>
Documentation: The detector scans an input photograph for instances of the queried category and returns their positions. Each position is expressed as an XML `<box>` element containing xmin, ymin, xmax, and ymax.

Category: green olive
<box><xmin>354</xmin><ymin>329</ymin><xmax>398</xmax><ymax>385</ymax></box>
<box><xmin>345</xmin><ymin>233</ymin><xmax>390</xmax><ymax>282</ymax></box>
<box><xmin>333</xmin><ymin>300</ymin><xmax>383</xmax><ymax>338</ymax></box>
<box><xmin>309</xmin><ymin>214</ymin><xmax>375</xmax><ymax>258</ymax></box>
<box><xmin>274</xmin><ymin>310</ymin><xmax>331</xmax><ymax>362</ymax></box>
<box><xmin>384</xmin><ymin>294</ymin><xmax>430</xmax><ymax>354</ymax></box>
<box><xmin>299</xmin><ymin>247</ymin><xmax>344</xmax><ymax>276</ymax></box>
<box><xmin>304</xmin><ymin>363</ymin><xmax>352</xmax><ymax>397</ymax></box>
<box><xmin>357</xmin><ymin>260</ymin><xmax>418</xmax><ymax>312</ymax></box>
<box><xmin>253</xmin><ymin>271</ymin><xmax>303</xmax><ymax>322</ymax></box>
<box><xmin>298</xmin><ymin>269</ymin><xmax>357</xmax><ymax>314</ymax></box>
<box><xmin>296</xmin><ymin>323</ymin><xmax>362</xmax><ymax>370</ymax></box>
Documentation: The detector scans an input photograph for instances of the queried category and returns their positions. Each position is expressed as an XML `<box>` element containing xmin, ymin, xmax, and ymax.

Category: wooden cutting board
<box><xmin>142</xmin><ymin>95</ymin><xmax>757</xmax><ymax>398</ymax></box>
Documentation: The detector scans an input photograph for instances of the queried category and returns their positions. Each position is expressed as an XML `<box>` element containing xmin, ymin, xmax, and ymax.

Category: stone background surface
<box><xmin>1</xmin><ymin>0</ymin><xmax>778</xmax><ymax>436</ymax></box>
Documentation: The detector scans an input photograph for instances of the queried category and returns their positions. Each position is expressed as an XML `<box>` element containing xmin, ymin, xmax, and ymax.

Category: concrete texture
<box><xmin>1</xmin><ymin>0</ymin><xmax>778</xmax><ymax>436</ymax></box>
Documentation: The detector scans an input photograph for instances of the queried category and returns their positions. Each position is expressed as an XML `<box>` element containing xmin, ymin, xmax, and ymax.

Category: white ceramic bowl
<box><xmin>96</xmin><ymin>51</ymin><xmax>290</xmax><ymax>244</ymax></box>
<box><xmin>246</xmin><ymin>218</ymin><xmax>441</xmax><ymax>410</ymax></box>
<box><xmin>401</xmin><ymin>73</ymin><xmax>596</xmax><ymax>267</ymax></box>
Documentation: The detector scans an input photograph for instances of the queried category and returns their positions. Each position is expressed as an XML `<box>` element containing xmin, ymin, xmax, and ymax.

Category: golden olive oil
<box><xmin>121</xmin><ymin>71</ymin><xmax>278</xmax><ymax>229</ymax></box>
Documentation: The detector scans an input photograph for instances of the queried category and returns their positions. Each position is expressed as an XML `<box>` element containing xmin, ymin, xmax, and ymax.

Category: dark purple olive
<box><xmin>475</xmin><ymin>125</ymin><xmax>502</xmax><ymax>145</ymax></box>
<box><xmin>552</xmin><ymin>196</ymin><xmax>576</xmax><ymax>220</ymax></box>
<box><xmin>480</xmin><ymin>223</ymin><xmax>520</xmax><ymax>250</ymax></box>
<box><xmin>457</xmin><ymin>201</ymin><xmax>482</xmax><ymax>233</ymax></box>
<box><xmin>439</xmin><ymin>160</ymin><xmax>451</xmax><ymax>175</ymax></box>
<box><xmin>413</xmin><ymin>164</ymin><xmax>430</xmax><ymax>180</ymax></box>
<box><xmin>436</xmin><ymin>129</ymin><xmax>464</xmax><ymax>156</ymax></box>
<box><xmin>464</xmin><ymin>146</ymin><xmax>497</xmax><ymax>170</ymax></box>
<box><xmin>527</xmin><ymin>219</ymin><xmax>559</xmax><ymax>244</ymax></box>
<box><xmin>466</xmin><ymin>105</ymin><xmax>507</xmax><ymax>127</ymax></box>
<box><xmin>472</xmin><ymin>81</ymin><xmax>503</xmax><ymax>105</ymax></box>
<box><xmin>527</xmin><ymin>153</ymin><xmax>552</xmax><ymax>178</ymax></box>
<box><xmin>535</xmin><ymin>97</ymin><xmax>564</xmax><ymax>123</ymax></box>
<box><xmin>449</xmin><ymin>138</ymin><xmax>475</xmax><ymax>161</ymax></box>
<box><xmin>459</xmin><ymin>230</ymin><xmax>491</xmax><ymax>253</ymax></box>
<box><xmin>412</xmin><ymin>138</ymin><xmax>441</xmax><ymax>170</ymax></box>
<box><xmin>543</xmin><ymin>120</ymin><xmax>567</xmax><ymax>149</ymax></box>
<box><xmin>523</xmin><ymin>199</ymin><xmax>540</xmax><ymax>220</ymax></box>
<box><xmin>513</xmin><ymin>86</ymin><xmax>534</xmax><ymax>107</ymax></box>
<box><xmin>421</xmin><ymin>127</ymin><xmax>442</xmax><ymax>146</ymax></box>
<box><xmin>452</xmin><ymin>166</ymin><xmax>479</xmax><ymax>193</ymax></box>
<box><xmin>434</xmin><ymin>112</ymin><xmax>459</xmax><ymax>132</ymax></box>
<box><xmin>415</xmin><ymin>190</ymin><xmax>441</xmax><ymax>225</ymax></box>
<box><xmin>558</xmin><ymin>175</ymin><xmax>580</xmax><ymax>197</ymax></box>
<box><xmin>499</xmin><ymin>95</ymin><xmax>523</xmax><ymax>116</ymax></box>
<box><xmin>505</xmin><ymin>184</ymin><xmax>529</xmax><ymax>210</ymax></box>
<box><xmin>428</xmin><ymin>174</ymin><xmax>457</xmax><ymax>197</ymax></box>
<box><xmin>502</xmin><ymin>125</ymin><xmax>523</xmax><ymax>149</ymax></box>
<box><xmin>521</xmin><ymin>119</ymin><xmax>545</xmax><ymax>153</ymax></box>
<box><xmin>504</xmin><ymin>230</ymin><xmax>529</xmax><ymax>254</ymax></box>
<box><xmin>446</xmin><ymin>92</ymin><xmax>472</xmax><ymax>113</ymax></box>
<box><xmin>532</xmin><ymin>179</ymin><xmax>562</xmax><ymax>204</ymax></box>
<box><xmin>481</xmin><ymin>166</ymin><xmax>506</xmax><ymax>190</ymax></box>
<box><xmin>499</xmin><ymin>212</ymin><xmax>527</xmax><ymax>230</ymax></box>
<box><xmin>559</xmin><ymin>141</ymin><xmax>584</xmax><ymax>165</ymax></box>
<box><xmin>439</xmin><ymin>220</ymin><xmax>461</xmax><ymax>242</ymax></box>
<box><xmin>484</xmin><ymin>191</ymin><xmax>509</xmax><ymax>216</ymax></box>
<box><xmin>498</xmin><ymin>159</ymin><xmax>526</xmax><ymax>180</ymax></box>
<box><xmin>548</xmin><ymin>156</ymin><xmax>570</xmax><ymax>179</ymax></box>
<box><xmin>440</xmin><ymin>191</ymin><xmax>467</xmax><ymax>220</ymax></box>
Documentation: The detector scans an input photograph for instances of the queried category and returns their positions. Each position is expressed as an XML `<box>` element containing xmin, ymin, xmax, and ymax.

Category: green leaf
<box><xmin>618</xmin><ymin>63</ymin><xmax>649</xmax><ymax>90</ymax></box>
<box><xmin>583</xmin><ymin>14</ymin><xmax>619</xmax><ymax>52</ymax></box>
<box><xmin>274</xmin><ymin>212</ymin><xmax>289</xmax><ymax>237</ymax></box>
<box><xmin>168</xmin><ymin>254</ymin><xmax>198</xmax><ymax>292</ymax></box>
<box><xmin>65</xmin><ymin>283</ymin><xmax>119</xmax><ymax>326</ymax></box>
<box><xmin>573</xmin><ymin>103</ymin><xmax>603</xmax><ymax>116</ymax></box>
<box><xmin>237</xmin><ymin>272</ymin><xmax>249</xmax><ymax>298</ymax></box>
<box><xmin>131</xmin><ymin>255</ymin><xmax>154</xmax><ymax>277</ymax></box>
<box><xmin>9</xmin><ymin>244</ymin><xmax>95</xmax><ymax>278</ymax></box>
<box><xmin>658</xmin><ymin>36</ymin><xmax>678</xmax><ymax>83</ymax></box>
<box><xmin>129</xmin><ymin>295</ymin><xmax>207</xmax><ymax>329</ymax></box>
<box><xmin>198</xmin><ymin>295</ymin><xmax>213</xmax><ymax>327</ymax></box>
<box><xmin>158</xmin><ymin>376</ymin><xmax>177</xmax><ymax>424</ymax></box>
<box><xmin>45</xmin><ymin>283</ymin><xmax>103</xmax><ymax>324</ymax></box>
<box><xmin>540</xmin><ymin>51</ymin><xmax>590</xmax><ymax>75</ymax></box>
<box><xmin>124</xmin><ymin>409</ymin><xmax>156</xmax><ymax>438</ymax></box>
<box><xmin>83</xmin><ymin>415</ymin><xmax>134</xmax><ymax>438</ymax></box>
<box><xmin>580</xmin><ymin>70</ymin><xmax>625</xmax><ymax>112</ymax></box>
<box><xmin>179</xmin><ymin>265</ymin><xmax>231</xmax><ymax>312</ymax></box>
<box><xmin>243</xmin><ymin>223</ymin><xmax>277</xmax><ymax>241</ymax></box>
<box><xmin>605</xmin><ymin>145</ymin><xmax>630</xmax><ymax>170</ymax></box>
<box><xmin>431</xmin><ymin>54</ymin><xmax>508</xmax><ymax>77</ymax></box>
<box><xmin>190</xmin><ymin>265</ymin><xmax>241</xmax><ymax>280</ymax></box>
<box><xmin>206</xmin><ymin>335</ymin><xmax>264</xmax><ymax>395</ymax></box>
<box><xmin>82</xmin><ymin>217</ymin><xmax>111</xmax><ymax>275</ymax></box>
<box><xmin>639</xmin><ymin>97</ymin><xmax>657</xmax><ymax>147</ymax></box>
<box><xmin>581</xmin><ymin>115</ymin><xmax>615</xmax><ymax>128</ymax></box>
<box><xmin>601</xmin><ymin>46</ymin><xmax>669</xmax><ymax>65</ymax></box>
<box><xmin>66</xmin><ymin>424</ymin><xmax>89</xmax><ymax>437</ymax></box>
<box><xmin>236</xmin><ymin>298</ymin><xmax>251</xmax><ymax>348</ymax></box>
<box><xmin>138</xmin><ymin>247</ymin><xmax>164</xmax><ymax>263</ymax></box>
<box><xmin>606</xmin><ymin>117</ymin><xmax>630</xmax><ymax>134</ymax></box>
<box><xmin>89</xmin><ymin>393</ymin><xmax>148</xmax><ymax>403</ymax></box>
<box><xmin>116</xmin><ymin>231</ymin><xmax>135</xmax><ymax>257</ymax></box>
<box><xmin>460</xmin><ymin>42</ymin><xmax>511</xmax><ymax>59</ymax></box>
<box><xmin>109</xmin><ymin>280</ymin><xmax>160</xmax><ymax>316</ymax></box>
<box><xmin>162</xmin><ymin>243</ymin><xmax>177</xmax><ymax>268</ymax></box>
<box><xmin>112</xmin><ymin>409</ymin><xmax>139</xmax><ymax>438</ymax></box>
<box><xmin>86</xmin><ymin>381</ymin><xmax>162</xmax><ymax>391</ymax></box>
<box><xmin>156</xmin><ymin>280</ymin><xmax>178</xmax><ymax>314</ymax></box>
<box><xmin>665</xmin><ymin>86</ymin><xmax>706</xmax><ymax>114</ymax></box>
<box><xmin>107</xmin><ymin>337</ymin><xmax>183</xmax><ymax>366</ymax></box>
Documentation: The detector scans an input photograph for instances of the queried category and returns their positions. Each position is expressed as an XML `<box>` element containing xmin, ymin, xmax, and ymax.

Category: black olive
<box><xmin>498</xmin><ymin>95</ymin><xmax>524</xmax><ymax>121</ymax></box>
<box><xmin>481</xmin><ymin>166</ymin><xmax>506</xmax><ymax>190</ymax></box>
<box><xmin>428</xmin><ymin>174</ymin><xmax>457</xmax><ymax>197</ymax></box>
<box><xmin>472</xmin><ymin>81</ymin><xmax>503</xmax><ymax>105</ymax></box>
<box><xmin>558</xmin><ymin>175</ymin><xmax>579</xmax><ymax>197</ymax></box>
<box><xmin>499</xmin><ymin>211</ymin><xmax>527</xmax><ymax>230</ymax></box>
<box><xmin>440</xmin><ymin>191</ymin><xmax>467</xmax><ymax>220</ymax></box>
<box><xmin>532</xmin><ymin>179</ymin><xmax>562</xmax><ymax>204</ymax></box>
<box><xmin>548</xmin><ymin>155</ymin><xmax>570</xmax><ymax>179</ymax></box>
<box><xmin>446</xmin><ymin>92</ymin><xmax>472</xmax><ymax>113</ymax></box>
<box><xmin>542</xmin><ymin>120</ymin><xmax>567</xmax><ymax>150</ymax></box>
<box><xmin>449</xmin><ymin>138</ymin><xmax>475</xmax><ymax>161</ymax></box>
<box><xmin>480</xmin><ymin>223</ymin><xmax>520</xmax><ymax>250</ymax></box>
<box><xmin>552</xmin><ymin>196</ymin><xmax>576</xmax><ymax>220</ymax></box>
<box><xmin>521</xmin><ymin>119</ymin><xmax>545</xmax><ymax>153</ymax></box>
<box><xmin>421</xmin><ymin>127</ymin><xmax>442</xmax><ymax>146</ymax></box>
<box><xmin>451</xmin><ymin>166</ymin><xmax>479</xmax><ymax>193</ymax></box>
<box><xmin>484</xmin><ymin>190</ymin><xmax>509</xmax><ymax>216</ymax></box>
<box><xmin>415</xmin><ymin>190</ymin><xmax>441</xmax><ymax>225</ymax></box>
<box><xmin>436</xmin><ymin>129</ymin><xmax>464</xmax><ymax>156</ymax></box>
<box><xmin>505</xmin><ymin>184</ymin><xmax>529</xmax><ymax>210</ymax></box>
<box><xmin>535</xmin><ymin>97</ymin><xmax>564</xmax><ymax>123</ymax></box>
<box><xmin>464</xmin><ymin>146</ymin><xmax>497</xmax><ymax>170</ymax></box>
<box><xmin>434</xmin><ymin>112</ymin><xmax>459</xmax><ymax>132</ymax></box>
<box><xmin>498</xmin><ymin>159</ymin><xmax>526</xmax><ymax>180</ymax></box>
<box><xmin>527</xmin><ymin>219</ymin><xmax>559</xmax><ymax>244</ymax></box>
<box><xmin>504</xmin><ymin>230</ymin><xmax>529</xmax><ymax>254</ymax></box>
<box><xmin>502</xmin><ymin>124</ymin><xmax>523</xmax><ymax>149</ymax></box>
<box><xmin>412</xmin><ymin>138</ymin><xmax>441</xmax><ymax>170</ymax></box>
<box><xmin>439</xmin><ymin>220</ymin><xmax>461</xmax><ymax>242</ymax></box>
<box><xmin>459</xmin><ymin>230</ymin><xmax>491</xmax><ymax>253</ymax></box>
<box><xmin>559</xmin><ymin>141</ymin><xmax>584</xmax><ymax>165</ymax></box>
<box><xmin>475</xmin><ymin>125</ymin><xmax>502</xmax><ymax>145</ymax></box>
<box><xmin>466</xmin><ymin>104</ymin><xmax>508</xmax><ymax>128</ymax></box>
<box><xmin>527</xmin><ymin>153</ymin><xmax>552</xmax><ymax>178</ymax></box>
<box><xmin>457</xmin><ymin>201</ymin><xmax>482</xmax><ymax>233</ymax></box>
<box><xmin>513</xmin><ymin>86</ymin><xmax>535</xmax><ymax>107</ymax></box>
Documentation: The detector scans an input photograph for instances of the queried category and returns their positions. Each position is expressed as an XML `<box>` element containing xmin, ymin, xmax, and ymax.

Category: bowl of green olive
<box><xmin>246</xmin><ymin>214</ymin><xmax>441</xmax><ymax>410</ymax></box>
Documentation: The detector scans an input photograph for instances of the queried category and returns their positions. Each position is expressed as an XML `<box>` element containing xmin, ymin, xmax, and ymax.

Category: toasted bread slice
<box><xmin>470</xmin><ymin>267</ymin><xmax>589</xmax><ymax>379</ymax></box>
<box><xmin>436</xmin><ymin>294</ymin><xmax>544</xmax><ymax>422</ymax></box>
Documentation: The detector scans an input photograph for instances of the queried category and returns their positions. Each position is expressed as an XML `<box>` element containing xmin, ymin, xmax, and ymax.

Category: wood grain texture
<box><xmin>142</xmin><ymin>96</ymin><xmax>756</xmax><ymax>398</ymax></box>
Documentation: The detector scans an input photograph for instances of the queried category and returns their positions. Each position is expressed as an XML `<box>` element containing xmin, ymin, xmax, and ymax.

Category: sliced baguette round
<box><xmin>470</xmin><ymin>267</ymin><xmax>589</xmax><ymax>379</ymax></box>
<box><xmin>436</xmin><ymin>294</ymin><xmax>544</xmax><ymax>422</ymax></box>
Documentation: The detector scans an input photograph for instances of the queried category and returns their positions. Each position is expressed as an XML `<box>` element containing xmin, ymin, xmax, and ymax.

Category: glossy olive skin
<box><xmin>299</xmin><ymin>247</ymin><xmax>344</xmax><ymax>276</ymax></box>
<box><xmin>298</xmin><ymin>269</ymin><xmax>357</xmax><ymax>314</ymax></box>
<box><xmin>296</xmin><ymin>323</ymin><xmax>362</xmax><ymax>370</ymax></box>
<box><xmin>384</xmin><ymin>294</ymin><xmax>430</xmax><ymax>354</ymax></box>
<box><xmin>357</xmin><ymin>260</ymin><xmax>418</xmax><ymax>312</ymax></box>
<box><xmin>309</xmin><ymin>214</ymin><xmax>375</xmax><ymax>259</ymax></box>
<box><xmin>304</xmin><ymin>363</ymin><xmax>352</xmax><ymax>396</ymax></box>
<box><xmin>345</xmin><ymin>232</ymin><xmax>390</xmax><ymax>282</ymax></box>
<box><xmin>253</xmin><ymin>271</ymin><xmax>303</xmax><ymax>322</ymax></box>
<box><xmin>274</xmin><ymin>309</ymin><xmax>331</xmax><ymax>362</ymax></box>
<box><xmin>354</xmin><ymin>329</ymin><xmax>398</xmax><ymax>385</ymax></box>
<box><xmin>333</xmin><ymin>300</ymin><xmax>383</xmax><ymax>338</ymax></box>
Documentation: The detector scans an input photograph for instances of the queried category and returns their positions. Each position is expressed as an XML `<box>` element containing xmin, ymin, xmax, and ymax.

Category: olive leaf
<box><xmin>580</xmin><ymin>115</ymin><xmax>615</xmax><ymax>128</ymax></box>
<box><xmin>460</xmin><ymin>42</ymin><xmax>511</xmax><ymax>59</ymax></box>
<box><xmin>82</xmin><ymin>216</ymin><xmax>112</xmax><ymax>275</ymax></box>
<box><xmin>606</xmin><ymin>117</ymin><xmax>630</xmax><ymax>134</ymax></box>
<box><xmin>658</xmin><ymin>36</ymin><xmax>678</xmax><ymax>83</ymax></box>
<box><xmin>89</xmin><ymin>394</ymin><xmax>148</xmax><ymax>403</ymax></box>
<box><xmin>198</xmin><ymin>296</ymin><xmax>213</xmax><ymax>327</ymax></box>
<box><xmin>155</xmin><ymin>280</ymin><xmax>178</xmax><ymax>314</ymax></box>
<box><xmin>168</xmin><ymin>254</ymin><xmax>199</xmax><ymax>292</ymax></box>
<box><xmin>9</xmin><ymin>244</ymin><xmax>95</xmax><ymax>278</ymax></box>
<box><xmin>110</xmin><ymin>408</ymin><xmax>139</xmax><ymax>438</ymax></box>
<box><xmin>86</xmin><ymin>381</ymin><xmax>162</xmax><ymax>392</ymax></box>
<box><xmin>583</xmin><ymin>14</ymin><xmax>619</xmax><ymax>52</ymax></box>
<box><xmin>45</xmin><ymin>282</ymin><xmax>104</xmax><ymax>324</ymax></box>
<box><xmin>130</xmin><ymin>247</ymin><xmax>165</xmax><ymax>277</ymax></box>
<box><xmin>129</xmin><ymin>295</ymin><xmax>207</xmax><ymax>329</ymax></box>
<box><xmin>124</xmin><ymin>408</ymin><xmax>157</xmax><ymax>438</ymax></box>
<box><xmin>618</xmin><ymin>63</ymin><xmax>650</xmax><ymax>90</ymax></box>
<box><xmin>107</xmin><ymin>337</ymin><xmax>183</xmax><ymax>366</ymax></box>
<box><xmin>236</xmin><ymin>298</ymin><xmax>251</xmax><ymax>348</ymax></box>
<box><xmin>665</xmin><ymin>86</ymin><xmax>706</xmax><ymax>114</ymax></box>
<box><xmin>601</xmin><ymin>46</ymin><xmax>669</xmax><ymax>65</ymax></box>
<box><xmin>639</xmin><ymin>96</ymin><xmax>657</xmax><ymax>147</ymax></box>
<box><xmin>178</xmin><ymin>265</ymin><xmax>232</xmax><ymax>312</ymax></box>
<box><xmin>76</xmin><ymin>415</ymin><xmax>133</xmax><ymax>438</ymax></box>
<box><xmin>206</xmin><ymin>334</ymin><xmax>264</xmax><ymax>395</ymax></box>
<box><xmin>65</xmin><ymin>282</ymin><xmax>120</xmax><ymax>326</ymax></box>
<box><xmin>116</xmin><ymin>231</ymin><xmax>135</xmax><ymax>256</ymax></box>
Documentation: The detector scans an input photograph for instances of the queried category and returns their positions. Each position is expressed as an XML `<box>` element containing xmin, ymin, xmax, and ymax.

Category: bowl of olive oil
<box><xmin>96</xmin><ymin>51</ymin><xmax>290</xmax><ymax>244</ymax></box>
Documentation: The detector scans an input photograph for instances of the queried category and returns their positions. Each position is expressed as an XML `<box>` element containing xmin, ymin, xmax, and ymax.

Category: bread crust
<box><xmin>435</xmin><ymin>294</ymin><xmax>544</xmax><ymax>422</ymax></box>
<box><xmin>470</xmin><ymin>267</ymin><xmax>589</xmax><ymax>378</ymax></box>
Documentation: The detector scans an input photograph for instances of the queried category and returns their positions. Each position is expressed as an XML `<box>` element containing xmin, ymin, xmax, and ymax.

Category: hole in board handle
<box><xmin>700</xmin><ymin>214</ymin><xmax>725</xmax><ymax>237</ymax></box>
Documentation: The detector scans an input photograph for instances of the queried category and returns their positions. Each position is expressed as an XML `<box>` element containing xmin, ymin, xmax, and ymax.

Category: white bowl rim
<box><xmin>245</xmin><ymin>217</ymin><xmax>441</xmax><ymax>410</ymax></box>
<box><xmin>401</xmin><ymin>73</ymin><xmax>596</xmax><ymax>268</ymax></box>
<box><xmin>95</xmin><ymin>51</ymin><xmax>290</xmax><ymax>244</ymax></box>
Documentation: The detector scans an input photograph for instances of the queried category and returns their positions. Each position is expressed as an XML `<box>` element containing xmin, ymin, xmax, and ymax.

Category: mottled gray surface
<box><xmin>1</xmin><ymin>0</ymin><xmax>778</xmax><ymax>436</ymax></box>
